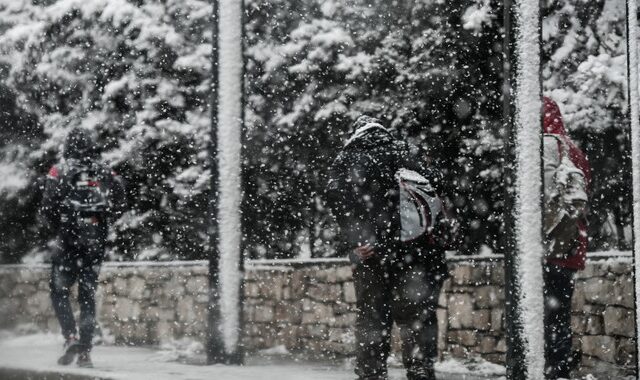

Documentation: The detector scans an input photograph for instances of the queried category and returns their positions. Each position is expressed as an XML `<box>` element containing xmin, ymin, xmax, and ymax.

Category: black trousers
<box><xmin>543</xmin><ymin>263</ymin><xmax>576</xmax><ymax>379</ymax></box>
<box><xmin>353</xmin><ymin>259</ymin><xmax>442</xmax><ymax>380</ymax></box>
<box><xmin>50</xmin><ymin>254</ymin><xmax>101</xmax><ymax>350</ymax></box>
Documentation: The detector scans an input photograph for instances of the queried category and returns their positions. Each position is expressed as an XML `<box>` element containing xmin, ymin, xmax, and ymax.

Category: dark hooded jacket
<box><xmin>41</xmin><ymin>128</ymin><xmax>126</xmax><ymax>256</ymax></box>
<box><xmin>326</xmin><ymin>117</ymin><xmax>445</xmax><ymax>268</ymax></box>
<box><xmin>543</xmin><ymin>97</ymin><xmax>591</xmax><ymax>270</ymax></box>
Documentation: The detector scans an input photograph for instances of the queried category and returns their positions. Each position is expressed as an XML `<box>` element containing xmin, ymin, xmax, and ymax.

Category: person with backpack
<box><xmin>542</xmin><ymin>97</ymin><xmax>591</xmax><ymax>379</ymax></box>
<box><xmin>326</xmin><ymin>115</ymin><xmax>456</xmax><ymax>380</ymax></box>
<box><xmin>40</xmin><ymin>128</ymin><xmax>127</xmax><ymax>368</ymax></box>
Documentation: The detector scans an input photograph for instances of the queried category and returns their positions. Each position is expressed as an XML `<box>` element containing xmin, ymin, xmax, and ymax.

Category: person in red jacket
<box><xmin>542</xmin><ymin>97</ymin><xmax>591</xmax><ymax>379</ymax></box>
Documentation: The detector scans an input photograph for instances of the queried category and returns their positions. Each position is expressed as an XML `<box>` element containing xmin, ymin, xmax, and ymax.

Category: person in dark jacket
<box><xmin>326</xmin><ymin>116</ymin><xmax>452</xmax><ymax>380</ymax></box>
<box><xmin>542</xmin><ymin>97</ymin><xmax>591</xmax><ymax>379</ymax></box>
<box><xmin>41</xmin><ymin>128</ymin><xmax>126</xmax><ymax>368</ymax></box>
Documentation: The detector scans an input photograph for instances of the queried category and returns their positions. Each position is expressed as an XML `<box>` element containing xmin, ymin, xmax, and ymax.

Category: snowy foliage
<box><xmin>0</xmin><ymin>0</ymin><xmax>633</xmax><ymax>262</ymax></box>
<box><xmin>542</xmin><ymin>0</ymin><xmax>633</xmax><ymax>251</ymax></box>
<box><xmin>0</xmin><ymin>0</ymin><xmax>213</xmax><ymax>262</ymax></box>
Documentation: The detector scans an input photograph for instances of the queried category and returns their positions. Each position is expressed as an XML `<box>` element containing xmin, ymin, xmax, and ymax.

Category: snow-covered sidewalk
<box><xmin>0</xmin><ymin>332</ymin><xmax>505</xmax><ymax>380</ymax></box>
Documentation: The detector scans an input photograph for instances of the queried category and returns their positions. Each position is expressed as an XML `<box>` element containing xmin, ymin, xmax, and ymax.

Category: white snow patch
<box><xmin>258</xmin><ymin>345</ymin><xmax>290</xmax><ymax>356</ymax></box>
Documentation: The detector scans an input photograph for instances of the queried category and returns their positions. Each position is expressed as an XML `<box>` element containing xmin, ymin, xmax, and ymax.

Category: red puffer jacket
<box><xmin>543</xmin><ymin>97</ymin><xmax>592</xmax><ymax>270</ymax></box>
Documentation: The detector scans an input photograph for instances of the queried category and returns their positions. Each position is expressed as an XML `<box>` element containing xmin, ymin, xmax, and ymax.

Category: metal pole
<box><xmin>503</xmin><ymin>0</ymin><xmax>545</xmax><ymax>378</ymax></box>
<box><xmin>625</xmin><ymin>1</ymin><xmax>640</xmax><ymax>377</ymax></box>
<box><xmin>503</xmin><ymin>0</ymin><xmax>527</xmax><ymax>376</ymax></box>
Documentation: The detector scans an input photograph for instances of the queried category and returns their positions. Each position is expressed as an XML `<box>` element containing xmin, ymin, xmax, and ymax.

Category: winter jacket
<box><xmin>41</xmin><ymin>159</ymin><xmax>126</xmax><ymax>252</ymax></box>
<box><xmin>41</xmin><ymin>130</ymin><xmax>126</xmax><ymax>256</ymax></box>
<box><xmin>542</xmin><ymin>97</ymin><xmax>591</xmax><ymax>270</ymax></box>
<box><xmin>326</xmin><ymin>119</ymin><xmax>445</xmax><ymax>269</ymax></box>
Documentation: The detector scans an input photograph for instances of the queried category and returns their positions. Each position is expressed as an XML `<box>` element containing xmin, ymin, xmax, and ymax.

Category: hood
<box><xmin>345</xmin><ymin>115</ymin><xmax>392</xmax><ymax>147</ymax></box>
<box><xmin>543</xmin><ymin>97</ymin><xmax>592</xmax><ymax>189</ymax></box>
<box><xmin>63</xmin><ymin>128</ymin><xmax>97</xmax><ymax>161</ymax></box>
<box><xmin>543</xmin><ymin>96</ymin><xmax>567</xmax><ymax>135</ymax></box>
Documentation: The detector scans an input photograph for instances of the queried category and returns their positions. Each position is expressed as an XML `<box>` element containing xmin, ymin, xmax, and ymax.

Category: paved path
<box><xmin>0</xmin><ymin>333</ymin><xmax>504</xmax><ymax>380</ymax></box>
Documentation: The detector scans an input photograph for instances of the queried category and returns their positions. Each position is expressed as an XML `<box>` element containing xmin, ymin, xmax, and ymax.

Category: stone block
<box><xmin>177</xmin><ymin>296</ymin><xmax>197</xmax><ymax>323</ymax></box>
<box><xmin>581</xmin><ymin>335</ymin><xmax>617</xmax><ymax>363</ymax></box>
<box><xmin>616</xmin><ymin>337</ymin><xmax>637</xmax><ymax>366</ymax></box>
<box><xmin>244</xmin><ymin>282</ymin><xmax>259</xmax><ymax>298</ymax></box>
<box><xmin>113</xmin><ymin>277</ymin><xmax>129</xmax><ymax>296</ymax></box>
<box><xmin>585</xmin><ymin>315</ymin><xmax>603</xmax><ymax>335</ymax></box>
<box><xmin>343</xmin><ymin>283</ymin><xmax>357</xmax><ymax>303</ymax></box>
<box><xmin>495</xmin><ymin>338</ymin><xmax>506</xmax><ymax>353</ymax></box>
<box><xmin>603</xmin><ymin>306</ymin><xmax>634</xmax><ymax>337</ymax></box>
<box><xmin>308</xmin><ymin>283</ymin><xmax>341</xmax><ymax>302</ymax></box>
<box><xmin>490</xmin><ymin>265</ymin><xmax>505</xmax><ymax>286</ymax></box>
<box><xmin>252</xmin><ymin>305</ymin><xmax>275</xmax><ymax>323</ymax></box>
<box><xmin>333</xmin><ymin>301</ymin><xmax>353</xmax><ymax>315</ymax></box>
<box><xmin>476</xmin><ymin>336</ymin><xmax>496</xmax><ymax>354</ymax></box>
<box><xmin>333</xmin><ymin>312</ymin><xmax>357</xmax><ymax>327</ymax></box>
<box><xmin>612</xmin><ymin>276</ymin><xmax>634</xmax><ymax>308</ymax></box>
<box><xmin>114</xmin><ymin>298</ymin><xmax>141</xmax><ymax>321</ymax></box>
<box><xmin>275</xmin><ymin>302</ymin><xmax>302</xmax><ymax>324</ymax></box>
<box><xmin>571</xmin><ymin>315</ymin><xmax>586</xmax><ymax>335</ymax></box>
<box><xmin>128</xmin><ymin>276</ymin><xmax>147</xmax><ymax>300</ymax></box>
<box><xmin>448</xmin><ymin>330</ymin><xmax>476</xmax><ymax>347</ymax></box>
<box><xmin>437</xmin><ymin>308</ymin><xmax>448</xmax><ymax>351</ymax></box>
<box><xmin>472</xmin><ymin>310</ymin><xmax>491</xmax><ymax>331</ymax></box>
<box><xmin>490</xmin><ymin>309</ymin><xmax>503</xmax><ymax>333</ymax></box>
<box><xmin>451</xmin><ymin>265</ymin><xmax>472</xmax><ymax>285</ymax></box>
<box><xmin>312</xmin><ymin>303</ymin><xmax>334</xmax><ymax>322</ymax></box>
<box><xmin>26</xmin><ymin>290</ymin><xmax>51</xmax><ymax>317</ymax></box>
<box><xmin>582</xmin><ymin>278</ymin><xmax>614</xmax><ymax>305</ymax></box>
<box><xmin>185</xmin><ymin>276</ymin><xmax>207</xmax><ymax>294</ymax></box>
<box><xmin>474</xmin><ymin>286</ymin><xmax>502</xmax><ymax>309</ymax></box>
<box><xmin>438</xmin><ymin>290</ymin><xmax>448</xmax><ymax>308</ymax></box>
<box><xmin>13</xmin><ymin>283</ymin><xmax>37</xmax><ymax>296</ymax></box>
<box><xmin>335</xmin><ymin>266</ymin><xmax>353</xmax><ymax>282</ymax></box>
<box><xmin>448</xmin><ymin>293</ymin><xmax>473</xmax><ymax>329</ymax></box>
<box><xmin>470</xmin><ymin>264</ymin><xmax>493</xmax><ymax>285</ymax></box>
<box><xmin>608</xmin><ymin>261</ymin><xmax>631</xmax><ymax>275</ymax></box>
<box><xmin>571</xmin><ymin>281</ymin><xmax>586</xmax><ymax>310</ymax></box>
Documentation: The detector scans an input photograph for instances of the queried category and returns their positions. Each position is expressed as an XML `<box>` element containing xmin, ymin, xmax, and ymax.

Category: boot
<box><xmin>57</xmin><ymin>336</ymin><xmax>81</xmax><ymax>366</ymax></box>
<box><xmin>77</xmin><ymin>350</ymin><xmax>93</xmax><ymax>368</ymax></box>
<box><xmin>408</xmin><ymin>367</ymin><xmax>436</xmax><ymax>380</ymax></box>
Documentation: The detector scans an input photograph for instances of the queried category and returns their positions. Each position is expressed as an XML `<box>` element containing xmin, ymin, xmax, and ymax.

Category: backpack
<box><xmin>60</xmin><ymin>160</ymin><xmax>110</xmax><ymax>248</ymax></box>
<box><xmin>396</xmin><ymin>168</ymin><xmax>445</xmax><ymax>243</ymax></box>
<box><xmin>543</xmin><ymin>134</ymin><xmax>588</xmax><ymax>258</ymax></box>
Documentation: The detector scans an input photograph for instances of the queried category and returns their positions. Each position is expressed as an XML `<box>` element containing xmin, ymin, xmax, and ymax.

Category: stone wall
<box><xmin>0</xmin><ymin>261</ymin><xmax>210</xmax><ymax>344</ymax></box>
<box><xmin>0</xmin><ymin>256</ymin><xmax>636</xmax><ymax>376</ymax></box>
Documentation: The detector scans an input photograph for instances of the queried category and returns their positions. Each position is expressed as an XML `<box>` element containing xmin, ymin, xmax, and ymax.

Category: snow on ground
<box><xmin>0</xmin><ymin>332</ymin><xmax>505</xmax><ymax>380</ymax></box>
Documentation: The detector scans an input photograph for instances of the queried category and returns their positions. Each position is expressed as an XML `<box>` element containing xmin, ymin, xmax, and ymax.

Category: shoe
<box><xmin>77</xmin><ymin>351</ymin><xmax>93</xmax><ymax>368</ymax></box>
<box><xmin>408</xmin><ymin>367</ymin><xmax>436</xmax><ymax>380</ymax></box>
<box><xmin>57</xmin><ymin>336</ymin><xmax>81</xmax><ymax>366</ymax></box>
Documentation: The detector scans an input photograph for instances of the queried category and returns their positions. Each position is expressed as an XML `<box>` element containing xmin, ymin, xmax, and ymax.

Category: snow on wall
<box><xmin>217</xmin><ymin>0</ymin><xmax>244</xmax><ymax>355</ymax></box>
<box><xmin>514</xmin><ymin>0</ymin><xmax>545</xmax><ymax>378</ymax></box>
<box><xmin>627</xmin><ymin>0</ymin><xmax>640</xmax><ymax>369</ymax></box>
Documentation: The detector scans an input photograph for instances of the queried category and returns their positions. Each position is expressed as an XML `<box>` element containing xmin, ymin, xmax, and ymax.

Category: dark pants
<box><xmin>353</xmin><ymin>259</ymin><xmax>442</xmax><ymax>380</ymax></box>
<box><xmin>543</xmin><ymin>263</ymin><xmax>576</xmax><ymax>379</ymax></box>
<box><xmin>50</xmin><ymin>255</ymin><xmax>101</xmax><ymax>351</ymax></box>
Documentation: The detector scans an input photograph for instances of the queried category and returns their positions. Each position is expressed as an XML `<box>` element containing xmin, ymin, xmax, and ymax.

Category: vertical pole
<box><xmin>207</xmin><ymin>0</ymin><xmax>225</xmax><ymax>364</ymax></box>
<box><xmin>503</xmin><ymin>0</ymin><xmax>545</xmax><ymax>378</ymax></box>
<box><xmin>626</xmin><ymin>0</ymin><xmax>640</xmax><ymax>376</ymax></box>
<box><xmin>217</xmin><ymin>0</ymin><xmax>245</xmax><ymax>364</ymax></box>
<box><xmin>207</xmin><ymin>0</ymin><xmax>245</xmax><ymax>364</ymax></box>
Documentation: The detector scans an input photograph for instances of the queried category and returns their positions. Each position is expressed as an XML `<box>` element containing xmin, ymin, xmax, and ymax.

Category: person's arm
<box><xmin>108</xmin><ymin>171</ymin><xmax>127</xmax><ymax>219</ymax></box>
<box><xmin>326</xmin><ymin>151</ymin><xmax>378</xmax><ymax>259</ymax></box>
<box><xmin>39</xmin><ymin>166</ymin><xmax>62</xmax><ymax>234</ymax></box>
